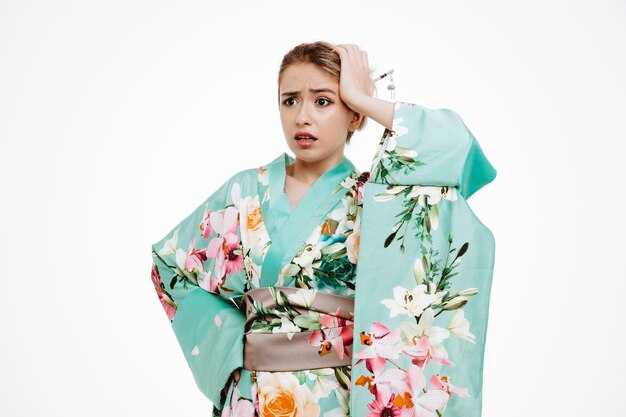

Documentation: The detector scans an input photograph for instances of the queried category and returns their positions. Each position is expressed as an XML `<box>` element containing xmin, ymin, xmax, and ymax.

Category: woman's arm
<box><xmin>150</xmin><ymin>175</ymin><xmax>247</xmax><ymax>410</ymax></box>
<box><xmin>346</xmin><ymin>94</ymin><xmax>395</xmax><ymax>131</ymax></box>
<box><xmin>331</xmin><ymin>44</ymin><xmax>395</xmax><ymax>130</ymax></box>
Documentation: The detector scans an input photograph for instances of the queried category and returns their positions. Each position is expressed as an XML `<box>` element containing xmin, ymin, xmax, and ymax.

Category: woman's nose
<box><xmin>296</xmin><ymin>102</ymin><xmax>312</xmax><ymax>125</ymax></box>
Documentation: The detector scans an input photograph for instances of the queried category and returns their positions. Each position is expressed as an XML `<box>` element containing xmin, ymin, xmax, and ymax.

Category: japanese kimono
<box><xmin>150</xmin><ymin>101</ymin><xmax>497</xmax><ymax>417</ymax></box>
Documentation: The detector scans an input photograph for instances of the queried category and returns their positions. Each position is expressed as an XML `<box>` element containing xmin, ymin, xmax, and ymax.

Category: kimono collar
<box><xmin>259</xmin><ymin>152</ymin><xmax>357</xmax><ymax>287</ymax></box>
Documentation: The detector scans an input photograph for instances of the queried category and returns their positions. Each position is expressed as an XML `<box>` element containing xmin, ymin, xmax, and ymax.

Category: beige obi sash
<box><xmin>242</xmin><ymin>286</ymin><xmax>355</xmax><ymax>372</ymax></box>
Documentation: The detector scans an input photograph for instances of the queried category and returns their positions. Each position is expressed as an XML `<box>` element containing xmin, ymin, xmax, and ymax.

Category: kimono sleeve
<box><xmin>350</xmin><ymin>102</ymin><xmax>497</xmax><ymax>417</ymax></box>
<box><xmin>150</xmin><ymin>174</ymin><xmax>246</xmax><ymax>409</ymax></box>
<box><xmin>369</xmin><ymin>101</ymin><xmax>497</xmax><ymax>199</ymax></box>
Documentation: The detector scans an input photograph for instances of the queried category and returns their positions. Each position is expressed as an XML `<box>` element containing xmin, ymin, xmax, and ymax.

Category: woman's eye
<box><xmin>316</xmin><ymin>98</ymin><xmax>331</xmax><ymax>106</ymax></box>
<box><xmin>283</xmin><ymin>97</ymin><xmax>297</xmax><ymax>106</ymax></box>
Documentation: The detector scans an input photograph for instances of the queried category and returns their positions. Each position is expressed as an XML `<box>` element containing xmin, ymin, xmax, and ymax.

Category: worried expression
<box><xmin>279</xmin><ymin>63</ymin><xmax>362</xmax><ymax>164</ymax></box>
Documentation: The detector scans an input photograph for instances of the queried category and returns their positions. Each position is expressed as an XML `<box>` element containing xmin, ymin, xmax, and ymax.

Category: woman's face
<box><xmin>279</xmin><ymin>63</ymin><xmax>361</xmax><ymax>166</ymax></box>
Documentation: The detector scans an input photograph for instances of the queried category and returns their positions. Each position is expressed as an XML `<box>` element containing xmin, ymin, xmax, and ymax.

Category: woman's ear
<box><xmin>348</xmin><ymin>112</ymin><xmax>364</xmax><ymax>132</ymax></box>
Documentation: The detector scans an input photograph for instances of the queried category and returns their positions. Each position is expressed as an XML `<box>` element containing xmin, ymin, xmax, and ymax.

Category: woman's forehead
<box><xmin>279</xmin><ymin>63</ymin><xmax>338</xmax><ymax>91</ymax></box>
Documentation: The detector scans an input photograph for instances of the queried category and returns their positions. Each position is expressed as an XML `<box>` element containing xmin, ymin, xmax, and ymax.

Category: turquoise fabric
<box><xmin>171</xmin><ymin>289</ymin><xmax>246</xmax><ymax>402</ymax></box>
<box><xmin>371</xmin><ymin>102</ymin><xmax>496</xmax><ymax>199</ymax></box>
<box><xmin>260</xmin><ymin>153</ymin><xmax>356</xmax><ymax>287</ymax></box>
<box><xmin>149</xmin><ymin>101</ymin><xmax>497</xmax><ymax>417</ymax></box>
<box><xmin>350</xmin><ymin>102</ymin><xmax>496</xmax><ymax>417</ymax></box>
<box><xmin>151</xmin><ymin>173</ymin><xmax>254</xmax><ymax>408</ymax></box>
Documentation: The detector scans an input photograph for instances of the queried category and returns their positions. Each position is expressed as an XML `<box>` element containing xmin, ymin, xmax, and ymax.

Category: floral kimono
<box><xmin>150</xmin><ymin>101</ymin><xmax>497</xmax><ymax>417</ymax></box>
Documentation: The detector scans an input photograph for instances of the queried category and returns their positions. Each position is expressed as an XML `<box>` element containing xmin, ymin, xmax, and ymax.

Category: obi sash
<box><xmin>241</xmin><ymin>286</ymin><xmax>354</xmax><ymax>372</ymax></box>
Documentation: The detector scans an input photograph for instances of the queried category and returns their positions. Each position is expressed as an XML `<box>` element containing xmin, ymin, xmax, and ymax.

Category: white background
<box><xmin>1</xmin><ymin>0</ymin><xmax>624</xmax><ymax>416</ymax></box>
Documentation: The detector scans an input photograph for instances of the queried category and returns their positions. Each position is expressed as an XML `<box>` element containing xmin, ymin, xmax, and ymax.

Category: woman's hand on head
<box><xmin>332</xmin><ymin>44</ymin><xmax>395</xmax><ymax>130</ymax></box>
<box><xmin>331</xmin><ymin>44</ymin><xmax>375</xmax><ymax>112</ymax></box>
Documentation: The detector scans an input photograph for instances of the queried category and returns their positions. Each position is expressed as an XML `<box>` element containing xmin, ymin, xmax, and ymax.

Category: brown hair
<box><xmin>277</xmin><ymin>41</ymin><xmax>367</xmax><ymax>144</ymax></box>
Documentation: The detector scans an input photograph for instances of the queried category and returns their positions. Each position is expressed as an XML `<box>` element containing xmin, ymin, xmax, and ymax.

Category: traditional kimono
<box><xmin>150</xmin><ymin>101</ymin><xmax>497</xmax><ymax>417</ymax></box>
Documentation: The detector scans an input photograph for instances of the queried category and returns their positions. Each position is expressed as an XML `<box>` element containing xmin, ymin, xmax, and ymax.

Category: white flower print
<box><xmin>158</xmin><ymin>227</ymin><xmax>179</xmax><ymax>256</ymax></box>
<box><xmin>448</xmin><ymin>308</ymin><xmax>476</xmax><ymax>344</ymax></box>
<box><xmin>381</xmin><ymin>285</ymin><xmax>446</xmax><ymax>318</ymax></box>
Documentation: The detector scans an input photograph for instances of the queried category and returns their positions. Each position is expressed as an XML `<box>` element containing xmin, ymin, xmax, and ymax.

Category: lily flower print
<box><xmin>150</xmin><ymin>264</ymin><xmax>176</xmax><ymax>320</ymax></box>
<box><xmin>381</xmin><ymin>285</ymin><xmax>446</xmax><ymax>318</ymax></box>
<box><xmin>308</xmin><ymin>368</ymin><xmax>340</xmax><ymax>401</ymax></box>
<box><xmin>399</xmin><ymin>313</ymin><xmax>454</xmax><ymax>367</ymax></box>
<box><xmin>354</xmin><ymin>322</ymin><xmax>402</xmax><ymax>364</ymax></box>
<box><xmin>355</xmin><ymin>356</ymin><xmax>408</xmax><ymax>402</ymax></box>
<box><xmin>206</xmin><ymin>206</ymin><xmax>244</xmax><ymax>281</ymax></box>
<box><xmin>400</xmin><ymin>308</ymin><xmax>451</xmax><ymax>356</ymax></box>
<box><xmin>430</xmin><ymin>374</ymin><xmax>469</xmax><ymax>398</ymax></box>
<box><xmin>287</xmin><ymin>288</ymin><xmax>317</xmax><ymax>309</ymax></box>
<box><xmin>157</xmin><ymin>227</ymin><xmax>179</xmax><ymax>256</ymax></box>
<box><xmin>178</xmin><ymin>237</ymin><xmax>208</xmax><ymax>275</ymax></box>
<box><xmin>200</xmin><ymin>204</ymin><xmax>213</xmax><ymax>239</ymax></box>
<box><xmin>392</xmin><ymin>365</ymin><xmax>449</xmax><ymax>417</ymax></box>
<box><xmin>319</xmin><ymin>306</ymin><xmax>351</xmax><ymax>328</ymax></box>
<box><xmin>405</xmin><ymin>185</ymin><xmax>458</xmax><ymax>206</ymax></box>
<box><xmin>273</xmin><ymin>316</ymin><xmax>301</xmax><ymax>340</ymax></box>
<box><xmin>325</xmin><ymin>385</ymin><xmax>350</xmax><ymax>417</ymax></box>
<box><xmin>310</xmin><ymin>326</ymin><xmax>353</xmax><ymax>359</ymax></box>
<box><xmin>447</xmin><ymin>309</ymin><xmax>476</xmax><ymax>343</ymax></box>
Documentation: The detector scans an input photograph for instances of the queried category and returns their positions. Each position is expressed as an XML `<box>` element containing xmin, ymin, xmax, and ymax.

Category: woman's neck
<box><xmin>287</xmin><ymin>154</ymin><xmax>344</xmax><ymax>186</ymax></box>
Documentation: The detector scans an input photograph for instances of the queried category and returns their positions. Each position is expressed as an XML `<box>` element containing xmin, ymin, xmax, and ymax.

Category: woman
<box><xmin>150</xmin><ymin>41</ymin><xmax>497</xmax><ymax>417</ymax></box>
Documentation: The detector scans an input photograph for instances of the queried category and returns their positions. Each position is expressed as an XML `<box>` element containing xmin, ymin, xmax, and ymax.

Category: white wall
<box><xmin>1</xmin><ymin>0</ymin><xmax>624</xmax><ymax>416</ymax></box>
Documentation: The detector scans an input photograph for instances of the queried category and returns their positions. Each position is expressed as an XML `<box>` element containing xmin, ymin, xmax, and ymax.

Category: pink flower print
<box><xmin>356</xmin><ymin>180</ymin><xmax>366</xmax><ymax>203</ymax></box>
<box><xmin>222</xmin><ymin>386</ymin><xmax>254</xmax><ymax>417</ymax></box>
<box><xmin>251</xmin><ymin>380</ymin><xmax>259</xmax><ymax>415</ymax></box>
<box><xmin>356</xmin><ymin>356</ymin><xmax>408</xmax><ymax>404</ymax></box>
<box><xmin>392</xmin><ymin>365</ymin><xmax>449</xmax><ymax>417</ymax></box>
<box><xmin>430</xmin><ymin>374</ymin><xmax>469</xmax><ymax>398</ymax></box>
<box><xmin>400</xmin><ymin>308</ymin><xmax>453</xmax><ymax>367</ymax></box>
<box><xmin>319</xmin><ymin>306</ymin><xmax>353</xmax><ymax>328</ymax></box>
<box><xmin>403</xmin><ymin>335</ymin><xmax>454</xmax><ymax>368</ymax></box>
<box><xmin>184</xmin><ymin>237</ymin><xmax>208</xmax><ymax>274</ymax></box>
<box><xmin>354</xmin><ymin>322</ymin><xmax>401</xmax><ymax>365</ymax></box>
<box><xmin>230</xmin><ymin>395</ymin><xmax>254</xmax><ymax>417</ymax></box>
<box><xmin>200</xmin><ymin>203</ymin><xmax>213</xmax><ymax>238</ymax></box>
<box><xmin>209</xmin><ymin>275</ymin><xmax>222</xmax><ymax>293</ymax></box>
<box><xmin>196</xmin><ymin>269</ymin><xmax>221</xmax><ymax>295</ymax></box>
<box><xmin>310</xmin><ymin>325</ymin><xmax>353</xmax><ymax>360</ymax></box>
<box><xmin>151</xmin><ymin>264</ymin><xmax>176</xmax><ymax>320</ymax></box>
<box><xmin>206</xmin><ymin>206</ymin><xmax>244</xmax><ymax>281</ymax></box>
<box><xmin>365</xmin><ymin>388</ymin><xmax>401</xmax><ymax>417</ymax></box>
<box><xmin>223</xmin><ymin>235</ymin><xmax>245</xmax><ymax>275</ymax></box>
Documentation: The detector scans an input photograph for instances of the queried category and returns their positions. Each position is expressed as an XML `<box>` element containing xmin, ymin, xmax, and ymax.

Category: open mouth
<box><xmin>295</xmin><ymin>132</ymin><xmax>317</xmax><ymax>141</ymax></box>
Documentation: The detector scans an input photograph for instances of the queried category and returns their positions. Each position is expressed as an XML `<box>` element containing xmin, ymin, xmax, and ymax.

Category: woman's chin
<box><xmin>293</xmin><ymin>138</ymin><xmax>318</xmax><ymax>150</ymax></box>
<box><xmin>287</xmin><ymin>142</ymin><xmax>317</xmax><ymax>157</ymax></box>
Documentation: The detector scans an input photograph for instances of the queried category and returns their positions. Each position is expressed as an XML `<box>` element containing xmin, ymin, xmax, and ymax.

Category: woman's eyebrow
<box><xmin>281</xmin><ymin>88</ymin><xmax>337</xmax><ymax>97</ymax></box>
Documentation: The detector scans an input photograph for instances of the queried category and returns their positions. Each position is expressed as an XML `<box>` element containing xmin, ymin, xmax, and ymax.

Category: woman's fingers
<box><xmin>334</xmin><ymin>44</ymin><xmax>360</xmax><ymax>59</ymax></box>
<box><xmin>334</xmin><ymin>44</ymin><xmax>369</xmax><ymax>72</ymax></box>
<box><xmin>331</xmin><ymin>43</ymin><xmax>375</xmax><ymax>106</ymax></box>
<box><xmin>331</xmin><ymin>45</ymin><xmax>346</xmax><ymax>55</ymax></box>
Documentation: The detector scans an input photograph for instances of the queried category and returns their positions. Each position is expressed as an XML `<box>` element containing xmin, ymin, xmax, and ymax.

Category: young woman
<box><xmin>150</xmin><ymin>41</ymin><xmax>497</xmax><ymax>417</ymax></box>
